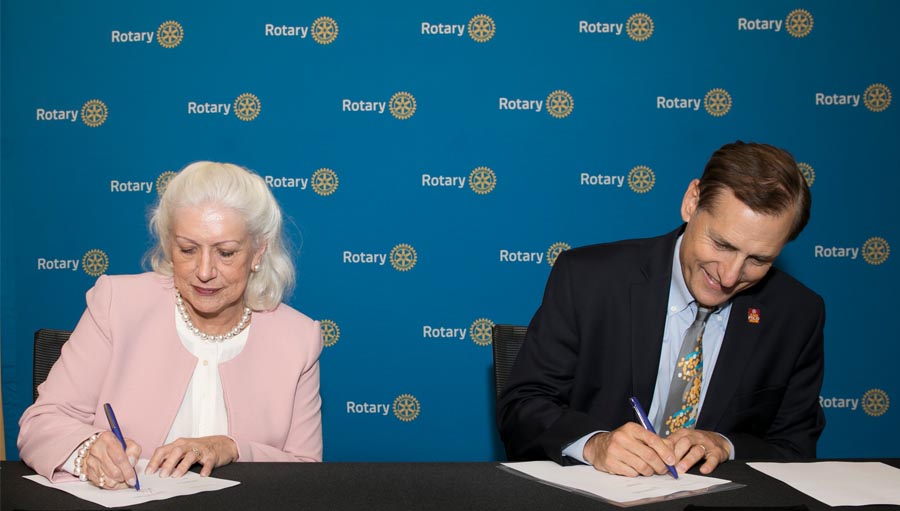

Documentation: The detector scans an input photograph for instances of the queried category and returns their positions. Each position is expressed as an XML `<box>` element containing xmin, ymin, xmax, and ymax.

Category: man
<box><xmin>497</xmin><ymin>141</ymin><xmax>825</xmax><ymax>477</ymax></box>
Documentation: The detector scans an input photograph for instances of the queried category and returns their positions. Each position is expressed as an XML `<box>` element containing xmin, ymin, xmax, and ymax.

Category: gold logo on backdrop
<box><xmin>547</xmin><ymin>242</ymin><xmax>570</xmax><ymax>266</ymax></box>
<box><xmin>626</xmin><ymin>13</ymin><xmax>654</xmax><ymax>42</ymax></box>
<box><xmin>469</xmin><ymin>318</ymin><xmax>495</xmax><ymax>346</ymax></box>
<box><xmin>390</xmin><ymin>243</ymin><xmax>418</xmax><ymax>271</ymax></box>
<box><xmin>862</xmin><ymin>388</ymin><xmax>890</xmax><ymax>417</ymax></box>
<box><xmin>157</xmin><ymin>21</ymin><xmax>184</xmax><ymax>48</ymax></box>
<box><xmin>81</xmin><ymin>100</ymin><xmax>108</xmax><ymax>127</ymax></box>
<box><xmin>82</xmin><ymin>249</ymin><xmax>109</xmax><ymax>277</ymax></box>
<box><xmin>393</xmin><ymin>394</ymin><xmax>420</xmax><ymax>421</ymax></box>
<box><xmin>785</xmin><ymin>9</ymin><xmax>813</xmax><ymax>38</ymax></box>
<box><xmin>320</xmin><ymin>319</ymin><xmax>340</xmax><ymax>347</ymax></box>
<box><xmin>861</xmin><ymin>237</ymin><xmax>890</xmax><ymax>265</ymax></box>
<box><xmin>797</xmin><ymin>163</ymin><xmax>815</xmax><ymax>187</ymax></box>
<box><xmin>389</xmin><ymin>92</ymin><xmax>416</xmax><ymax>120</ymax></box>
<box><xmin>546</xmin><ymin>90</ymin><xmax>574</xmax><ymax>119</ymax></box>
<box><xmin>468</xmin><ymin>14</ymin><xmax>495</xmax><ymax>43</ymax></box>
<box><xmin>628</xmin><ymin>165</ymin><xmax>655</xmax><ymax>194</ymax></box>
<box><xmin>234</xmin><ymin>93</ymin><xmax>261</xmax><ymax>121</ymax></box>
<box><xmin>863</xmin><ymin>83</ymin><xmax>891</xmax><ymax>113</ymax></box>
<box><xmin>311</xmin><ymin>16</ymin><xmax>339</xmax><ymax>45</ymax></box>
<box><xmin>469</xmin><ymin>166</ymin><xmax>496</xmax><ymax>195</ymax></box>
<box><xmin>311</xmin><ymin>168</ymin><xmax>339</xmax><ymax>196</ymax></box>
<box><xmin>704</xmin><ymin>88</ymin><xmax>732</xmax><ymax>117</ymax></box>
<box><xmin>156</xmin><ymin>171</ymin><xmax>177</xmax><ymax>196</ymax></box>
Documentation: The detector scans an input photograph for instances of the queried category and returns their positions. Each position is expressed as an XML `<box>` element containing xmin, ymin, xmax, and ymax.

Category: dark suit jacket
<box><xmin>497</xmin><ymin>226</ymin><xmax>826</xmax><ymax>463</ymax></box>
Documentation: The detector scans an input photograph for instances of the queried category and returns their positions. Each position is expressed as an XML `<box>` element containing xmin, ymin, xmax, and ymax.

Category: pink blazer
<box><xmin>18</xmin><ymin>272</ymin><xmax>323</xmax><ymax>481</ymax></box>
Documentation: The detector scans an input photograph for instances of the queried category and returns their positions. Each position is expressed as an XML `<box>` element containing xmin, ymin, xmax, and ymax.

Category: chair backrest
<box><xmin>491</xmin><ymin>324</ymin><xmax>527</xmax><ymax>399</ymax></box>
<box><xmin>33</xmin><ymin>328</ymin><xmax>72</xmax><ymax>402</ymax></box>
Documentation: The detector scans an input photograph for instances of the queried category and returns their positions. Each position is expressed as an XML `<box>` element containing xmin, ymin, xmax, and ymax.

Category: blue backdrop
<box><xmin>2</xmin><ymin>0</ymin><xmax>897</xmax><ymax>461</ymax></box>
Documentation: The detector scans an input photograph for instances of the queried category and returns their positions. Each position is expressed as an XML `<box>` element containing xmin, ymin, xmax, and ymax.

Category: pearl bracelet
<box><xmin>73</xmin><ymin>433</ymin><xmax>100</xmax><ymax>482</ymax></box>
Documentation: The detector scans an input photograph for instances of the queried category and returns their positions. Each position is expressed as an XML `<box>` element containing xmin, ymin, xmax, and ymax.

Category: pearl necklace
<box><xmin>175</xmin><ymin>290</ymin><xmax>251</xmax><ymax>342</ymax></box>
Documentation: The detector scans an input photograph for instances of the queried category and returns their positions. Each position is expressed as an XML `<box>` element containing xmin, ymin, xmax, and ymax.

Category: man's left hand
<box><xmin>666</xmin><ymin>429</ymin><xmax>731</xmax><ymax>474</ymax></box>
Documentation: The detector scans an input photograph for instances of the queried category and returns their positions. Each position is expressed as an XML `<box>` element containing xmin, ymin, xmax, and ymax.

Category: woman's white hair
<box><xmin>147</xmin><ymin>161</ymin><xmax>295</xmax><ymax>311</ymax></box>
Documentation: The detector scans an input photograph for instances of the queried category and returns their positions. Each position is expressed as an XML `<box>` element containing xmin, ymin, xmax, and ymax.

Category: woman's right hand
<box><xmin>82</xmin><ymin>431</ymin><xmax>142</xmax><ymax>490</ymax></box>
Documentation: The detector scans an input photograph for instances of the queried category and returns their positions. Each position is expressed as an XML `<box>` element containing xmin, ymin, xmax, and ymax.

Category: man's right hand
<box><xmin>583</xmin><ymin>422</ymin><xmax>677</xmax><ymax>476</ymax></box>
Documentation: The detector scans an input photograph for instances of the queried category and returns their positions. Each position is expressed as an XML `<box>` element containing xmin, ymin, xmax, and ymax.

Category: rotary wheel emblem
<box><xmin>156</xmin><ymin>171</ymin><xmax>176</xmax><ymax>197</ymax></box>
<box><xmin>704</xmin><ymin>88</ymin><xmax>732</xmax><ymax>117</ymax></box>
<box><xmin>785</xmin><ymin>9</ymin><xmax>813</xmax><ymax>38</ymax></box>
<box><xmin>389</xmin><ymin>92</ymin><xmax>416</xmax><ymax>120</ymax></box>
<box><xmin>311</xmin><ymin>168</ymin><xmax>339</xmax><ymax>196</ymax></box>
<box><xmin>863</xmin><ymin>84</ymin><xmax>891</xmax><ymax>113</ymax></box>
<box><xmin>390</xmin><ymin>243</ymin><xmax>417</xmax><ymax>271</ymax></box>
<box><xmin>546</xmin><ymin>90</ymin><xmax>574</xmax><ymax>119</ymax></box>
<box><xmin>157</xmin><ymin>21</ymin><xmax>184</xmax><ymax>48</ymax></box>
<box><xmin>861</xmin><ymin>237</ymin><xmax>890</xmax><ymax>265</ymax></box>
<box><xmin>797</xmin><ymin>163</ymin><xmax>815</xmax><ymax>187</ymax></box>
<box><xmin>628</xmin><ymin>165</ymin><xmax>656</xmax><ymax>194</ymax></box>
<box><xmin>81</xmin><ymin>99</ymin><xmax>108</xmax><ymax>127</ymax></box>
<box><xmin>82</xmin><ymin>249</ymin><xmax>109</xmax><ymax>277</ymax></box>
<box><xmin>393</xmin><ymin>394</ymin><xmax>420</xmax><ymax>422</ymax></box>
<box><xmin>311</xmin><ymin>16</ymin><xmax>339</xmax><ymax>45</ymax></box>
<box><xmin>468</xmin><ymin>14</ymin><xmax>495</xmax><ymax>43</ymax></box>
<box><xmin>469</xmin><ymin>166</ymin><xmax>496</xmax><ymax>195</ymax></box>
<box><xmin>469</xmin><ymin>318</ymin><xmax>494</xmax><ymax>346</ymax></box>
<box><xmin>626</xmin><ymin>13</ymin><xmax>654</xmax><ymax>42</ymax></box>
<box><xmin>234</xmin><ymin>93</ymin><xmax>261</xmax><ymax>121</ymax></box>
<box><xmin>546</xmin><ymin>242</ymin><xmax>570</xmax><ymax>267</ymax></box>
<box><xmin>862</xmin><ymin>388</ymin><xmax>889</xmax><ymax>417</ymax></box>
<box><xmin>320</xmin><ymin>319</ymin><xmax>340</xmax><ymax>347</ymax></box>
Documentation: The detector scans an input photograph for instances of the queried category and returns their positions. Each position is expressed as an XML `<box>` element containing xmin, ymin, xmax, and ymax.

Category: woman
<box><xmin>18</xmin><ymin>162</ymin><xmax>322</xmax><ymax>489</ymax></box>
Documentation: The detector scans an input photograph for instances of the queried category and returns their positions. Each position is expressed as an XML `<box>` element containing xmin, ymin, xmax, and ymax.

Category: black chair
<box><xmin>491</xmin><ymin>324</ymin><xmax>527</xmax><ymax>399</ymax></box>
<box><xmin>33</xmin><ymin>328</ymin><xmax>72</xmax><ymax>402</ymax></box>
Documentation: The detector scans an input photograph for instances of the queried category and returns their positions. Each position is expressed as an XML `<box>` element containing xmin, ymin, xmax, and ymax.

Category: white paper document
<box><xmin>501</xmin><ymin>461</ymin><xmax>735</xmax><ymax>507</ymax></box>
<box><xmin>24</xmin><ymin>458</ymin><xmax>240</xmax><ymax>508</ymax></box>
<box><xmin>748</xmin><ymin>461</ymin><xmax>900</xmax><ymax>506</ymax></box>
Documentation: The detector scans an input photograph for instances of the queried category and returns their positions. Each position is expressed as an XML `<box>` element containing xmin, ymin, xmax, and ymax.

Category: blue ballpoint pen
<box><xmin>629</xmin><ymin>397</ymin><xmax>679</xmax><ymax>479</ymax></box>
<box><xmin>103</xmin><ymin>403</ymin><xmax>141</xmax><ymax>490</ymax></box>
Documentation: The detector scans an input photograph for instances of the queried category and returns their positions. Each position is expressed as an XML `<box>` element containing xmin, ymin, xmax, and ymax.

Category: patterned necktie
<box><xmin>662</xmin><ymin>305</ymin><xmax>713</xmax><ymax>437</ymax></box>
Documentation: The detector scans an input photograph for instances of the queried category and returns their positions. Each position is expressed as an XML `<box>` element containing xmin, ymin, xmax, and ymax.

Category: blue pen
<box><xmin>629</xmin><ymin>397</ymin><xmax>679</xmax><ymax>479</ymax></box>
<box><xmin>103</xmin><ymin>403</ymin><xmax>141</xmax><ymax>490</ymax></box>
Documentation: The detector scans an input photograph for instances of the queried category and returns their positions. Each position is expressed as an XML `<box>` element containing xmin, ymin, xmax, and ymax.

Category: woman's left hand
<box><xmin>145</xmin><ymin>436</ymin><xmax>238</xmax><ymax>478</ymax></box>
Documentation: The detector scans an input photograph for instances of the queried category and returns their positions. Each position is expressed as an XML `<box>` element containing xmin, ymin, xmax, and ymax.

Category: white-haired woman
<box><xmin>19</xmin><ymin>162</ymin><xmax>322</xmax><ymax>489</ymax></box>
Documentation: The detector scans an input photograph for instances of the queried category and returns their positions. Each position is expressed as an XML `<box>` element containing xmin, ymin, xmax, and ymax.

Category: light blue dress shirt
<box><xmin>562</xmin><ymin>235</ymin><xmax>735</xmax><ymax>463</ymax></box>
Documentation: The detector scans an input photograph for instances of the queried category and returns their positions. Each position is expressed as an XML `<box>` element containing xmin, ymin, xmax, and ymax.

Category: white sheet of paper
<box><xmin>501</xmin><ymin>461</ymin><xmax>731</xmax><ymax>505</ymax></box>
<box><xmin>24</xmin><ymin>458</ymin><xmax>240</xmax><ymax>508</ymax></box>
<box><xmin>748</xmin><ymin>461</ymin><xmax>900</xmax><ymax>506</ymax></box>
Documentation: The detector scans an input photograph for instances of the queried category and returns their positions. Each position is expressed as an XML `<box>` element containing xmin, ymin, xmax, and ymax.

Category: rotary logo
<box><xmin>389</xmin><ymin>92</ymin><xmax>416</xmax><ymax>120</ymax></box>
<box><xmin>546</xmin><ymin>90</ymin><xmax>574</xmax><ymax>119</ymax></box>
<box><xmin>861</xmin><ymin>237</ymin><xmax>890</xmax><ymax>265</ymax></box>
<box><xmin>234</xmin><ymin>93</ymin><xmax>261</xmax><ymax>121</ymax></box>
<box><xmin>82</xmin><ymin>249</ymin><xmax>109</xmax><ymax>277</ymax></box>
<box><xmin>393</xmin><ymin>394</ymin><xmax>420</xmax><ymax>422</ymax></box>
<box><xmin>390</xmin><ymin>243</ymin><xmax>418</xmax><ymax>271</ymax></box>
<box><xmin>704</xmin><ymin>88</ymin><xmax>732</xmax><ymax>117</ymax></box>
<box><xmin>546</xmin><ymin>242</ymin><xmax>570</xmax><ymax>266</ymax></box>
<box><xmin>157</xmin><ymin>21</ymin><xmax>184</xmax><ymax>48</ymax></box>
<box><xmin>81</xmin><ymin>99</ymin><xmax>108</xmax><ymax>128</ymax></box>
<box><xmin>469</xmin><ymin>318</ymin><xmax>494</xmax><ymax>346</ymax></box>
<box><xmin>797</xmin><ymin>163</ymin><xmax>815</xmax><ymax>187</ymax></box>
<box><xmin>156</xmin><ymin>171</ymin><xmax>176</xmax><ymax>196</ymax></box>
<box><xmin>311</xmin><ymin>16</ymin><xmax>339</xmax><ymax>45</ymax></box>
<box><xmin>626</xmin><ymin>13</ymin><xmax>654</xmax><ymax>42</ymax></box>
<box><xmin>785</xmin><ymin>9</ymin><xmax>813</xmax><ymax>38</ymax></box>
<box><xmin>469</xmin><ymin>166</ymin><xmax>496</xmax><ymax>195</ymax></box>
<box><xmin>861</xmin><ymin>388</ymin><xmax>890</xmax><ymax>417</ymax></box>
<box><xmin>468</xmin><ymin>14</ymin><xmax>495</xmax><ymax>43</ymax></box>
<box><xmin>311</xmin><ymin>168</ymin><xmax>339</xmax><ymax>196</ymax></box>
<box><xmin>863</xmin><ymin>84</ymin><xmax>891</xmax><ymax>113</ymax></box>
<box><xmin>320</xmin><ymin>319</ymin><xmax>340</xmax><ymax>347</ymax></box>
<box><xmin>628</xmin><ymin>165</ymin><xmax>655</xmax><ymax>194</ymax></box>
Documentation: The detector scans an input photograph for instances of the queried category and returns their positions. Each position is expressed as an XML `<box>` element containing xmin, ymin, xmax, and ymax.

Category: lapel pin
<box><xmin>747</xmin><ymin>307</ymin><xmax>760</xmax><ymax>324</ymax></box>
